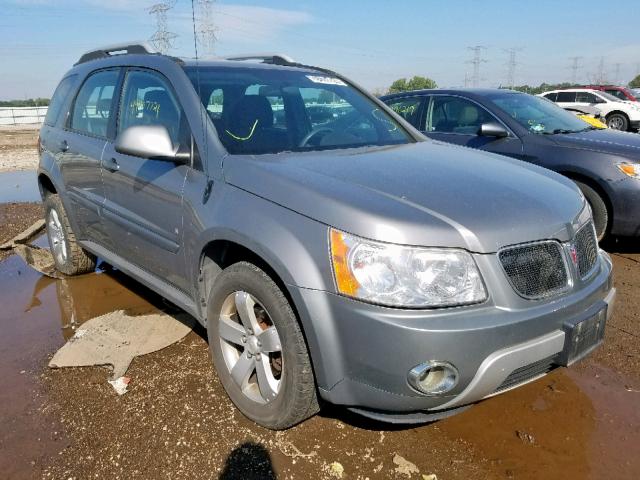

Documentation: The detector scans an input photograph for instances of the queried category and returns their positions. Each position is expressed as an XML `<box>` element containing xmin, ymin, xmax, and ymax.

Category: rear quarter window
<box><xmin>44</xmin><ymin>75</ymin><xmax>78</xmax><ymax>126</ymax></box>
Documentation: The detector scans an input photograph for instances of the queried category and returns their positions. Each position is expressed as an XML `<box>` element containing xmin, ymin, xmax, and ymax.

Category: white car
<box><xmin>539</xmin><ymin>88</ymin><xmax>640</xmax><ymax>131</ymax></box>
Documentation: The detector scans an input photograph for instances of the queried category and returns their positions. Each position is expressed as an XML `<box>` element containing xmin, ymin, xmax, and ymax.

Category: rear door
<box><xmin>423</xmin><ymin>94</ymin><xmax>523</xmax><ymax>157</ymax></box>
<box><xmin>56</xmin><ymin>68</ymin><xmax>120</xmax><ymax>241</ymax></box>
<box><xmin>100</xmin><ymin>68</ymin><xmax>190</xmax><ymax>289</ymax></box>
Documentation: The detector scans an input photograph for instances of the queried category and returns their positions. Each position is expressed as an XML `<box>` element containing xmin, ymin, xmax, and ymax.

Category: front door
<box><xmin>424</xmin><ymin>95</ymin><xmax>524</xmax><ymax>158</ymax></box>
<box><xmin>101</xmin><ymin>68</ymin><xmax>190</xmax><ymax>290</ymax></box>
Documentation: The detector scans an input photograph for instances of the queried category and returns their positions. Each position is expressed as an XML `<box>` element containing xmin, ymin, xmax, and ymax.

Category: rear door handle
<box><xmin>102</xmin><ymin>157</ymin><xmax>120</xmax><ymax>172</ymax></box>
<box><xmin>59</xmin><ymin>140</ymin><xmax>69</xmax><ymax>152</ymax></box>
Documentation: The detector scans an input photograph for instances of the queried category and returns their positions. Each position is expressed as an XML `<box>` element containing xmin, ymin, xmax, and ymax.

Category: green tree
<box><xmin>629</xmin><ymin>75</ymin><xmax>640</xmax><ymax>89</ymax></box>
<box><xmin>388</xmin><ymin>76</ymin><xmax>437</xmax><ymax>94</ymax></box>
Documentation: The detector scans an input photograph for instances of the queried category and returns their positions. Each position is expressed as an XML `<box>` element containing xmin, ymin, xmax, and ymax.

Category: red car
<box><xmin>583</xmin><ymin>85</ymin><xmax>638</xmax><ymax>102</ymax></box>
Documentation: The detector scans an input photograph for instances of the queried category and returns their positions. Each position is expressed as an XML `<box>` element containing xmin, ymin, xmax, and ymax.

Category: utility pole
<box><xmin>148</xmin><ymin>1</ymin><xmax>178</xmax><ymax>54</ymax></box>
<box><xmin>504</xmin><ymin>47</ymin><xmax>523</xmax><ymax>89</ymax></box>
<box><xmin>568</xmin><ymin>56</ymin><xmax>583</xmax><ymax>84</ymax></box>
<box><xmin>197</xmin><ymin>0</ymin><xmax>217</xmax><ymax>57</ymax></box>
<box><xmin>466</xmin><ymin>45</ymin><xmax>487</xmax><ymax>87</ymax></box>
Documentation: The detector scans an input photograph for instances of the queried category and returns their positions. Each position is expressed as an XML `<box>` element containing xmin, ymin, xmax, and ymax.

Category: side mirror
<box><xmin>478</xmin><ymin>122</ymin><xmax>508</xmax><ymax>138</ymax></box>
<box><xmin>115</xmin><ymin>125</ymin><xmax>189</xmax><ymax>162</ymax></box>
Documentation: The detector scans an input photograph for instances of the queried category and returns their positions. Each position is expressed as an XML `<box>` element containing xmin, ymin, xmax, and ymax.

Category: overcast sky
<box><xmin>2</xmin><ymin>0</ymin><xmax>640</xmax><ymax>99</ymax></box>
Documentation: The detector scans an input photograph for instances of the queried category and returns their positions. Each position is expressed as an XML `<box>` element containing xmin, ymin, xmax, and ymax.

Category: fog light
<box><xmin>408</xmin><ymin>361</ymin><xmax>458</xmax><ymax>395</ymax></box>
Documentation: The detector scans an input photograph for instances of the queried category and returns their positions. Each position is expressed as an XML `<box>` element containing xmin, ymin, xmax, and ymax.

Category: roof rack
<box><xmin>75</xmin><ymin>42</ymin><xmax>156</xmax><ymax>65</ymax></box>
<box><xmin>224</xmin><ymin>53</ymin><xmax>296</xmax><ymax>66</ymax></box>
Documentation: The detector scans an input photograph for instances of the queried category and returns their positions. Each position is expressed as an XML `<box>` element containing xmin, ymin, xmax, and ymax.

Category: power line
<box><xmin>466</xmin><ymin>46</ymin><xmax>487</xmax><ymax>87</ymax></box>
<box><xmin>504</xmin><ymin>47</ymin><xmax>523</xmax><ymax>88</ymax></box>
<box><xmin>568</xmin><ymin>56</ymin><xmax>583</xmax><ymax>84</ymax></box>
<box><xmin>148</xmin><ymin>1</ymin><xmax>178</xmax><ymax>54</ymax></box>
<box><xmin>197</xmin><ymin>0</ymin><xmax>217</xmax><ymax>57</ymax></box>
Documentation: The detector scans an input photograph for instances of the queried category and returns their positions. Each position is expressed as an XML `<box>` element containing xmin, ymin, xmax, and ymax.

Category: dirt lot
<box><xmin>1</xmin><ymin>133</ymin><xmax>639</xmax><ymax>480</ymax></box>
<box><xmin>0</xmin><ymin>126</ymin><xmax>40</xmax><ymax>172</ymax></box>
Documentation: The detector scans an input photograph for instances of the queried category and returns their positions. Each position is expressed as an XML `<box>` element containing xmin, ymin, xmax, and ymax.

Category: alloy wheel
<box><xmin>218</xmin><ymin>291</ymin><xmax>284</xmax><ymax>404</ymax></box>
<box><xmin>47</xmin><ymin>208</ymin><xmax>67</xmax><ymax>265</ymax></box>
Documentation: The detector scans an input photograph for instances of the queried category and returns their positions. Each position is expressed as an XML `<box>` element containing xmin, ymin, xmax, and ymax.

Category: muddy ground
<box><xmin>1</xmin><ymin>133</ymin><xmax>639</xmax><ymax>479</ymax></box>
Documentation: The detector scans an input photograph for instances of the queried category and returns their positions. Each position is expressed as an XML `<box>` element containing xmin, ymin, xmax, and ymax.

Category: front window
<box><xmin>185</xmin><ymin>67</ymin><xmax>413</xmax><ymax>154</ymax></box>
<box><xmin>489</xmin><ymin>92</ymin><xmax>591</xmax><ymax>135</ymax></box>
<box><xmin>427</xmin><ymin>96</ymin><xmax>494</xmax><ymax>134</ymax></box>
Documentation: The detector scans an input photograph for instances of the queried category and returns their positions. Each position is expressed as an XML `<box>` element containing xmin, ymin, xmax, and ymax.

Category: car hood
<box><xmin>550</xmin><ymin>128</ymin><xmax>640</xmax><ymax>159</ymax></box>
<box><xmin>224</xmin><ymin>141</ymin><xmax>585</xmax><ymax>253</ymax></box>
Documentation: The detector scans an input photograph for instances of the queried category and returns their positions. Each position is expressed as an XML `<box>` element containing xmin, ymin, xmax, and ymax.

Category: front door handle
<box><xmin>59</xmin><ymin>140</ymin><xmax>69</xmax><ymax>152</ymax></box>
<box><xmin>102</xmin><ymin>157</ymin><xmax>120</xmax><ymax>172</ymax></box>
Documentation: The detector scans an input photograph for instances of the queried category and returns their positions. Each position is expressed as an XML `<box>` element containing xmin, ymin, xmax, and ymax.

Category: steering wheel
<box><xmin>298</xmin><ymin>127</ymin><xmax>334</xmax><ymax>147</ymax></box>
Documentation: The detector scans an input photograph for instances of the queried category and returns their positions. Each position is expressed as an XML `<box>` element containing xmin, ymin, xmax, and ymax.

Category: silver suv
<box><xmin>38</xmin><ymin>43</ymin><xmax>615</xmax><ymax>429</ymax></box>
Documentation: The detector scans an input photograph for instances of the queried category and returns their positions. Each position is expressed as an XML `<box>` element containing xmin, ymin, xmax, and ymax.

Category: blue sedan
<box><xmin>381</xmin><ymin>89</ymin><xmax>640</xmax><ymax>239</ymax></box>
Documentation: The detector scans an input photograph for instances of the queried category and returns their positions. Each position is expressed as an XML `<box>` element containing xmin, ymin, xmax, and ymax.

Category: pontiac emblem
<box><xmin>569</xmin><ymin>245</ymin><xmax>578</xmax><ymax>265</ymax></box>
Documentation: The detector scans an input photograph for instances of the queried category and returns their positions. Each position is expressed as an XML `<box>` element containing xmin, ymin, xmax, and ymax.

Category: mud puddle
<box><xmin>1</xmin><ymin>243</ymin><xmax>639</xmax><ymax>479</ymax></box>
<box><xmin>0</xmin><ymin>243</ymin><xmax>169</xmax><ymax>479</ymax></box>
<box><xmin>0</xmin><ymin>170</ymin><xmax>40</xmax><ymax>203</ymax></box>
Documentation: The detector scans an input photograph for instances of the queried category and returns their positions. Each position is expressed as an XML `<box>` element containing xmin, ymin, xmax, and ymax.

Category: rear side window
<box><xmin>70</xmin><ymin>69</ymin><xmax>119</xmax><ymax>138</ymax></box>
<box><xmin>44</xmin><ymin>75</ymin><xmax>78</xmax><ymax>126</ymax></box>
<box><xmin>386</xmin><ymin>97</ymin><xmax>423</xmax><ymax>128</ymax></box>
<box><xmin>556</xmin><ymin>91</ymin><xmax>576</xmax><ymax>102</ymax></box>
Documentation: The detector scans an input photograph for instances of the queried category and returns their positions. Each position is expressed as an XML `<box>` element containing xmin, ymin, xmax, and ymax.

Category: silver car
<box><xmin>37</xmin><ymin>43</ymin><xmax>615</xmax><ymax>429</ymax></box>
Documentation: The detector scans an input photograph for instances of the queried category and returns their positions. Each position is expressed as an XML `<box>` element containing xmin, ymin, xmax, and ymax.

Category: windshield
<box><xmin>185</xmin><ymin>66</ymin><xmax>413</xmax><ymax>154</ymax></box>
<box><xmin>597</xmin><ymin>91</ymin><xmax>623</xmax><ymax>102</ymax></box>
<box><xmin>489</xmin><ymin>92</ymin><xmax>591</xmax><ymax>134</ymax></box>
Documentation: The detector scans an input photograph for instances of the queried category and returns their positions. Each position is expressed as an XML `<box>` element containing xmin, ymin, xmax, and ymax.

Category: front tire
<box><xmin>606</xmin><ymin>112</ymin><xmax>629</xmax><ymax>131</ymax></box>
<box><xmin>574</xmin><ymin>181</ymin><xmax>609</xmax><ymax>241</ymax></box>
<box><xmin>44</xmin><ymin>194</ymin><xmax>96</xmax><ymax>275</ymax></box>
<box><xmin>207</xmin><ymin>261</ymin><xmax>319</xmax><ymax>429</ymax></box>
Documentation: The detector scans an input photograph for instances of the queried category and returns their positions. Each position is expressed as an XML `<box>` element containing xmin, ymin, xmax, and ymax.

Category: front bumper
<box><xmin>290</xmin><ymin>252</ymin><xmax>614</xmax><ymax>418</ymax></box>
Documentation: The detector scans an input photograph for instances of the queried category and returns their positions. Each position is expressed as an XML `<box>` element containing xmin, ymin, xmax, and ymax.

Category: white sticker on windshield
<box><xmin>306</xmin><ymin>75</ymin><xmax>347</xmax><ymax>86</ymax></box>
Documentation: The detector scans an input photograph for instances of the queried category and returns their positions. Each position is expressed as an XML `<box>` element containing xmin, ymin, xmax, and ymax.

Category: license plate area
<box><xmin>558</xmin><ymin>302</ymin><xmax>607</xmax><ymax>366</ymax></box>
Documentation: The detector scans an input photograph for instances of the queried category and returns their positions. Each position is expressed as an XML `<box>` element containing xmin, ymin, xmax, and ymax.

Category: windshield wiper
<box><xmin>542</xmin><ymin>128</ymin><xmax>582</xmax><ymax>135</ymax></box>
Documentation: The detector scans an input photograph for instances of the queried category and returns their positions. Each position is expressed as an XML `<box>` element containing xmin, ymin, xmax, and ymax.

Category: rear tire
<box><xmin>574</xmin><ymin>181</ymin><xmax>609</xmax><ymax>241</ymax></box>
<box><xmin>44</xmin><ymin>194</ymin><xmax>96</xmax><ymax>275</ymax></box>
<box><xmin>207</xmin><ymin>261</ymin><xmax>319</xmax><ymax>429</ymax></box>
<box><xmin>606</xmin><ymin>112</ymin><xmax>629</xmax><ymax>131</ymax></box>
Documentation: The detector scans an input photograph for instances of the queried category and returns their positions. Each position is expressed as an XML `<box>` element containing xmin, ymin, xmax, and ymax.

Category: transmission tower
<box><xmin>504</xmin><ymin>47</ymin><xmax>523</xmax><ymax>88</ymax></box>
<box><xmin>568</xmin><ymin>56</ymin><xmax>583</xmax><ymax>84</ymax></box>
<box><xmin>594</xmin><ymin>57</ymin><xmax>607</xmax><ymax>84</ymax></box>
<box><xmin>197</xmin><ymin>0</ymin><xmax>218</xmax><ymax>57</ymax></box>
<box><xmin>466</xmin><ymin>46</ymin><xmax>487</xmax><ymax>87</ymax></box>
<box><xmin>148</xmin><ymin>1</ymin><xmax>178</xmax><ymax>54</ymax></box>
<box><xmin>614</xmin><ymin>63</ymin><xmax>622</xmax><ymax>85</ymax></box>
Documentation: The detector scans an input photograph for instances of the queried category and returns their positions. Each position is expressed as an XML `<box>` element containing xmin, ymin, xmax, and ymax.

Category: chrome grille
<box><xmin>499</xmin><ymin>241</ymin><xmax>569</xmax><ymax>299</ymax></box>
<box><xmin>574</xmin><ymin>222</ymin><xmax>598</xmax><ymax>279</ymax></box>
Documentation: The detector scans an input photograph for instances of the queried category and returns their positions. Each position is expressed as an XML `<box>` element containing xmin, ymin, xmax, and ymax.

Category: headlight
<box><xmin>617</xmin><ymin>162</ymin><xmax>640</xmax><ymax>179</ymax></box>
<box><xmin>330</xmin><ymin>229</ymin><xmax>487</xmax><ymax>308</ymax></box>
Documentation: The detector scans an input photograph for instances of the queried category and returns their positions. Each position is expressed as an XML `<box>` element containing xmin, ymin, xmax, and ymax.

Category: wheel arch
<box><xmin>558</xmin><ymin>170</ymin><xmax>614</xmax><ymax>226</ymax></box>
<box><xmin>196</xmin><ymin>234</ymin><xmax>334</xmax><ymax>389</ymax></box>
